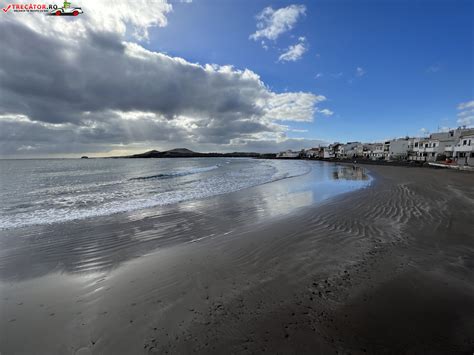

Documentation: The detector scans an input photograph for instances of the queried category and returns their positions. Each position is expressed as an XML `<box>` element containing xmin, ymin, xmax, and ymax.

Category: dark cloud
<box><xmin>1</xmin><ymin>20</ymin><xmax>264</xmax><ymax>124</ymax></box>
<box><xmin>0</xmin><ymin>10</ymin><xmax>327</xmax><ymax>156</ymax></box>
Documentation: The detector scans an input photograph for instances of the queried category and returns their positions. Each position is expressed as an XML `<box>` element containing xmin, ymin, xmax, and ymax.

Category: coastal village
<box><xmin>277</xmin><ymin>126</ymin><xmax>474</xmax><ymax>168</ymax></box>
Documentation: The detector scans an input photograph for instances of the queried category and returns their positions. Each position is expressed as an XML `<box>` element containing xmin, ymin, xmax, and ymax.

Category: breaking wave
<box><xmin>129</xmin><ymin>165</ymin><xmax>220</xmax><ymax>181</ymax></box>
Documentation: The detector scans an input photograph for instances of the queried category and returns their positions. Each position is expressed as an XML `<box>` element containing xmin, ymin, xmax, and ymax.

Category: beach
<box><xmin>0</xmin><ymin>163</ymin><xmax>473</xmax><ymax>354</ymax></box>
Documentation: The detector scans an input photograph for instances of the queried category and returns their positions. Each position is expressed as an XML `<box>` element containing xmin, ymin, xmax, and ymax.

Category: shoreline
<box><xmin>0</xmin><ymin>160</ymin><xmax>367</xmax><ymax>232</ymax></box>
<box><xmin>0</xmin><ymin>164</ymin><xmax>473</xmax><ymax>354</ymax></box>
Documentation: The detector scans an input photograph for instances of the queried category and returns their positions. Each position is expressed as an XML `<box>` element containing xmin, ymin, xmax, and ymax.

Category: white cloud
<box><xmin>315</xmin><ymin>73</ymin><xmax>323</xmax><ymax>79</ymax></box>
<box><xmin>85</xmin><ymin>0</ymin><xmax>173</xmax><ymax>40</ymax></box>
<box><xmin>319</xmin><ymin>109</ymin><xmax>334</xmax><ymax>116</ymax></box>
<box><xmin>18</xmin><ymin>145</ymin><xmax>36</xmax><ymax>151</ymax></box>
<box><xmin>278</xmin><ymin>37</ymin><xmax>307</xmax><ymax>62</ymax></box>
<box><xmin>264</xmin><ymin>93</ymin><xmax>326</xmax><ymax>122</ymax></box>
<box><xmin>457</xmin><ymin>116</ymin><xmax>474</xmax><ymax>126</ymax></box>
<box><xmin>457</xmin><ymin>109</ymin><xmax>474</xmax><ymax>117</ymax></box>
<box><xmin>458</xmin><ymin>100</ymin><xmax>474</xmax><ymax>110</ymax></box>
<box><xmin>16</xmin><ymin>0</ymin><xmax>173</xmax><ymax>41</ymax></box>
<box><xmin>250</xmin><ymin>4</ymin><xmax>306</xmax><ymax>42</ymax></box>
<box><xmin>355</xmin><ymin>67</ymin><xmax>366</xmax><ymax>77</ymax></box>
<box><xmin>456</xmin><ymin>100</ymin><xmax>474</xmax><ymax>126</ymax></box>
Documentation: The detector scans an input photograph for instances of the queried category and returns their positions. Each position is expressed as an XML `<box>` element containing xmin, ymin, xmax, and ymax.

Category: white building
<box><xmin>276</xmin><ymin>150</ymin><xmax>300</xmax><ymax>158</ymax></box>
<box><xmin>408</xmin><ymin>128</ymin><xmax>471</xmax><ymax>162</ymax></box>
<box><xmin>408</xmin><ymin>137</ymin><xmax>429</xmax><ymax>161</ymax></box>
<box><xmin>369</xmin><ymin>143</ymin><xmax>385</xmax><ymax>160</ymax></box>
<box><xmin>323</xmin><ymin>143</ymin><xmax>339</xmax><ymax>159</ymax></box>
<box><xmin>360</xmin><ymin>143</ymin><xmax>384</xmax><ymax>160</ymax></box>
<box><xmin>338</xmin><ymin>142</ymin><xmax>362</xmax><ymax>159</ymax></box>
<box><xmin>304</xmin><ymin>147</ymin><xmax>323</xmax><ymax>158</ymax></box>
<box><xmin>319</xmin><ymin>127</ymin><xmax>473</xmax><ymax>165</ymax></box>
<box><xmin>453</xmin><ymin>129</ymin><xmax>474</xmax><ymax>166</ymax></box>
<box><xmin>361</xmin><ymin>144</ymin><xmax>372</xmax><ymax>159</ymax></box>
<box><xmin>426</xmin><ymin>130</ymin><xmax>461</xmax><ymax>161</ymax></box>
<box><xmin>347</xmin><ymin>143</ymin><xmax>364</xmax><ymax>158</ymax></box>
<box><xmin>386</xmin><ymin>137</ymin><xmax>411</xmax><ymax>160</ymax></box>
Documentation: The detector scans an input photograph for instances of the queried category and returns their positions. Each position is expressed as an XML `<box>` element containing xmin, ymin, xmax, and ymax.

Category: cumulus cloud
<box><xmin>0</xmin><ymin>5</ymin><xmax>328</xmax><ymax>156</ymax></box>
<box><xmin>457</xmin><ymin>100</ymin><xmax>474</xmax><ymax>126</ymax></box>
<box><xmin>458</xmin><ymin>100</ymin><xmax>474</xmax><ymax>111</ymax></box>
<box><xmin>265</xmin><ymin>93</ymin><xmax>326</xmax><ymax>121</ymax></box>
<box><xmin>458</xmin><ymin>109</ymin><xmax>474</xmax><ymax>117</ymax></box>
<box><xmin>278</xmin><ymin>37</ymin><xmax>307</xmax><ymax>62</ymax></box>
<box><xmin>457</xmin><ymin>116</ymin><xmax>474</xmax><ymax>126</ymax></box>
<box><xmin>15</xmin><ymin>0</ymin><xmax>172</xmax><ymax>40</ymax></box>
<box><xmin>250</xmin><ymin>4</ymin><xmax>306</xmax><ymax>42</ymax></box>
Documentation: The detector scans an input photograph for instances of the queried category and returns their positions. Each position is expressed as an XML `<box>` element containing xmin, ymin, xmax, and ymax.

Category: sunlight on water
<box><xmin>0</xmin><ymin>158</ymin><xmax>311</xmax><ymax>230</ymax></box>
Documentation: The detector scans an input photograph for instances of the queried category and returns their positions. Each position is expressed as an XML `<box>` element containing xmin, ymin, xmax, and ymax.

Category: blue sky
<box><xmin>0</xmin><ymin>0</ymin><xmax>472</xmax><ymax>156</ymax></box>
<box><xmin>150</xmin><ymin>0</ymin><xmax>473</xmax><ymax>143</ymax></box>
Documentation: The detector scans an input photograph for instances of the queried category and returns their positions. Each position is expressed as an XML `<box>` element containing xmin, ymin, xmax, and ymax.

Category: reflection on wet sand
<box><xmin>332</xmin><ymin>165</ymin><xmax>370</xmax><ymax>181</ymax></box>
<box><xmin>0</xmin><ymin>162</ymin><xmax>371</xmax><ymax>282</ymax></box>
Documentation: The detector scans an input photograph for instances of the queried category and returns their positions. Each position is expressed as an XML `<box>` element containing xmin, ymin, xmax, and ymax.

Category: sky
<box><xmin>0</xmin><ymin>0</ymin><xmax>472</xmax><ymax>157</ymax></box>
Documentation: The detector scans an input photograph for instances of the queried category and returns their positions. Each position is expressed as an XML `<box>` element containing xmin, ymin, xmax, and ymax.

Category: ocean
<box><xmin>0</xmin><ymin>158</ymin><xmax>371</xmax><ymax>230</ymax></box>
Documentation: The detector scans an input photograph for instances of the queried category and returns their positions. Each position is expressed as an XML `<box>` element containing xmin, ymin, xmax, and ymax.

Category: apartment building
<box><xmin>453</xmin><ymin>129</ymin><xmax>474</xmax><ymax>166</ymax></box>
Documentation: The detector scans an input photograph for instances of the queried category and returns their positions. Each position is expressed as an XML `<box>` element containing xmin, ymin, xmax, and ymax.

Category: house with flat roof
<box><xmin>453</xmin><ymin>129</ymin><xmax>474</xmax><ymax>166</ymax></box>
<box><xmin>304</xmin><ymin>147</ymin><xmax>323</xmax><ymax>158</ymax></box>
<box><xmin>338</xmin><ymin>142</ymin><xmax>362</xmax><ymax>159</ymax></box>
<box><xmin>407</xmin><ymin>128</ymin><xmax>471</xmax><ymax>163</ymax></box>
<box><xmin>323</xmin><ymin>144</ymin><xmax>338</xmax><ymax>159</ymax></box>
<box><xmin>387</xmin><ymin>138</ymin><xmax>411</xmax><ymax>160</ymax></box>
<box><xmin>276</xmin><ymin>150</ymin><xmax>300</xmax><ymax>158</ymax></box>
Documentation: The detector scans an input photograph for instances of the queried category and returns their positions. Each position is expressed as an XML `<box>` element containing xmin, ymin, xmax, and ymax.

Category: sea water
<box><xmin>0</xmin><ymin>158</ymin><xmax>314</xmax><ymax>230</ymax></box>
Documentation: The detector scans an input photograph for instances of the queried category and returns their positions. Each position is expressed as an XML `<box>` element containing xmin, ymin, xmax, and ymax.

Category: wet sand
<box><xmin>1</xmin><ymin>163</ymin><xmax>473</xmax><ymax>354</ymax></box>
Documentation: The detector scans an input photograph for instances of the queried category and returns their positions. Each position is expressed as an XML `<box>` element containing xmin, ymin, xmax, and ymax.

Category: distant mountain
<box><xmin>166</xmin><ymin>148</ymin><xmax>195</xmax><ymax>154</ymax></box>
<box><xmin>115</xmin><ymin>148</ymin><xmax>277</xmax><ymax>159</ymax></box>
<box><xmin>129</xmin><ymin>148</ymin><xmax>198</xmax><ymax>158</ymax></box>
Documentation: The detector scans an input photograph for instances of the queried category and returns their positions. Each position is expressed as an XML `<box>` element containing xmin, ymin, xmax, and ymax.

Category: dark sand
<box><xmin>1</xmin><ymin>164</ymin><xmax>473</xmax><ymax>354</ymax></box>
